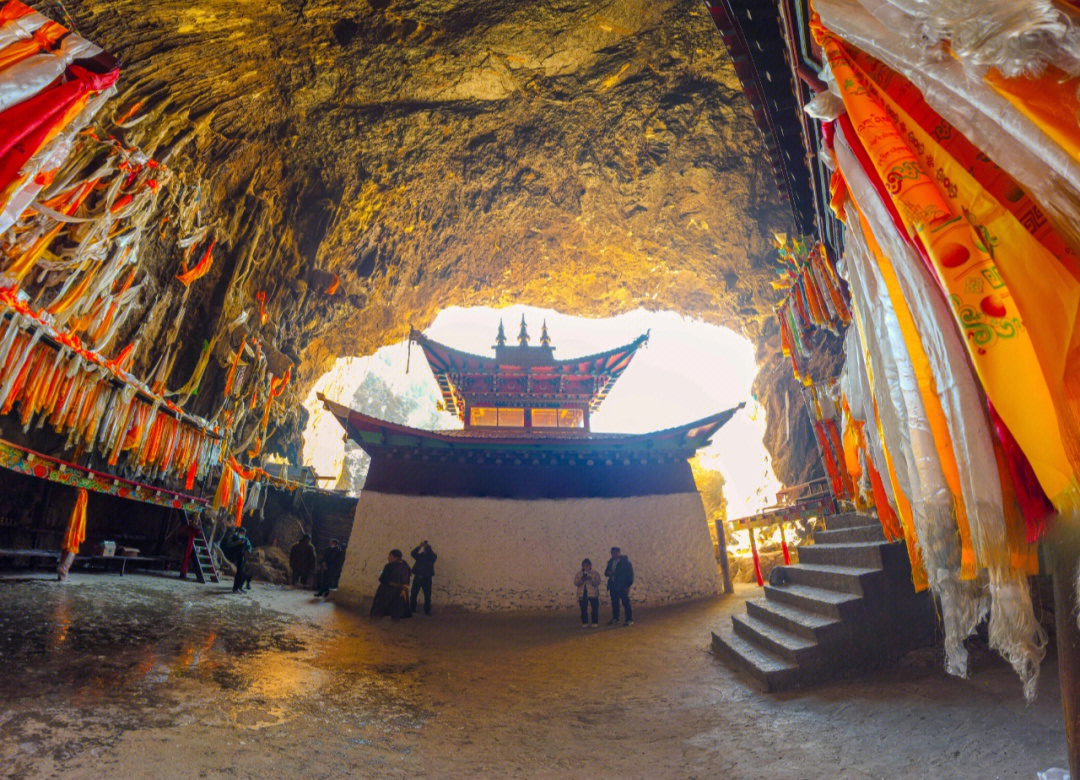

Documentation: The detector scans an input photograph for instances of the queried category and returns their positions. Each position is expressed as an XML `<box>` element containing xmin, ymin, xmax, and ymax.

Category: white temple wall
<box><xmin>334</xmin><ymin>490</ymin><xmax>720</xmax><ymax>611</ymax></box>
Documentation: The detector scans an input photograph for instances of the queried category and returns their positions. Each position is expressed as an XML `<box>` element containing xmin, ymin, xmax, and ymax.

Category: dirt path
<box><xmin>0</xmin><ymin>574</ymin><xmax>1066</xmax><ymax>778</ymax></box>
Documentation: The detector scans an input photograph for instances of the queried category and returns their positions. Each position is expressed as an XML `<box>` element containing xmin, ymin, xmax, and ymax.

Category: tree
<box><xmin>690</xmin><ymin>456</ymin><xmax>727</xmax><ymax>555</ymax></box>
<box><xmin>334</xmin><ymin>370</ymin><xmax>447</xmax><ymax>493</ymax></box>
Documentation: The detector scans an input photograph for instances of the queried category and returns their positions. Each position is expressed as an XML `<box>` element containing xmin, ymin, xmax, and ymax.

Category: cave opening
<box><xmin>302</xmin><ymin>305</ymin><xmax>780</xmax><ymax>520</ymax></box>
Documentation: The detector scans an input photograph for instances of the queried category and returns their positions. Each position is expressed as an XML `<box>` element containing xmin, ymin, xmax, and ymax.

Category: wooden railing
<box><xmin>728</xmin><ymin>485</ymin><xmax>837</xmax><ymax>586</ymax></box>
<box><xmin>775</xmin><ymin>477</ymin><xmax>831</xmax><ymax>506</ymax></box>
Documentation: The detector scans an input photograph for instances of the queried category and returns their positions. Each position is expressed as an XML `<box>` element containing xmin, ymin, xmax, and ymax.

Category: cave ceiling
<box><xmin>62</xmin><ymin>0</ymin><xmax>817</xmax><ymax>479</ymax></box>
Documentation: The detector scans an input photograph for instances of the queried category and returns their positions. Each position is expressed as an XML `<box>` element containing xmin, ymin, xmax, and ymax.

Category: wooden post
<box><xmin>780</xmin><ymin>522</ymin><xmax>792</xmax><ymax>566</ymax></box>
<box><xmin>749</xmin><ymin>528</ymin><xmax>764</xmax><ymax>587</ymax></box>
<box><xmin>715</xmin><ymin>519</ymin><xmax>734</xmax><ymax>595</ymax></box>
<box><xmin>1050</xmin><ymin>523</ymin><xmax>1080</xmax><ymax>777</ymax></box>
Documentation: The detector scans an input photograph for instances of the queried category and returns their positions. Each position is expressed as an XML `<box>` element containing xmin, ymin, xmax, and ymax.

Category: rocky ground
<box><xmin>0</xmin><ymin>572</ymin><xmax>1067</xmax><ymax>778</ymax></box>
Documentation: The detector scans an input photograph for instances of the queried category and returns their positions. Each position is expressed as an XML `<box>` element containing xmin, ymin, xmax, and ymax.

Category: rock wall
<box><xmin>45</xmin><ymin>0</ymin><xmax>816</xmax><ymax>479</ymax></box>
<box><xmin>335</xmin><ymin>490</ymin><xmax>720</xmax><ymax>611</ymax></box>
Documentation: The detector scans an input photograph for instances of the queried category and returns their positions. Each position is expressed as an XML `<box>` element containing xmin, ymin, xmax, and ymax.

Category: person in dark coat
<box><xmin>370</xmin><ymin>549</ymin><xmax>412</xmax><ymax>619</ymax></box>
<box><xmin>229</xmin><ymin>528</ymin><xmax>252</xmax><ymax>594</ymax></box>
<box><xmin>604</xmin><ymin>546</ymin><xmax>634</xmax><ymax>626</ymax></box>
<box><xmin>289</xmin><ymin>534</ymin><xmax>317</xmax><ymax>587</ymax></box>
<box><xmin>314</xmin><ymin>539</ymin><xmax>345</xmax><ymax>597</ymax></box>
<box><xmin>409</xmin><ymin>540</ymin><xmax>437</xmax><ymax>615</ymax></box>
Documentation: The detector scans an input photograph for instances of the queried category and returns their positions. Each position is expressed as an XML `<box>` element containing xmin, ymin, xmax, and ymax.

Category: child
<box><xmin>574</xmin><ymin>558</ymin><xmax>602</xmax><ymax>627</ymax></box>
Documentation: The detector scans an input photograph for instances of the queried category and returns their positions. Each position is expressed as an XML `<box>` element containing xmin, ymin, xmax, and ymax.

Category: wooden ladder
<box><xmin>190</xmin><ymin>522</ymin><xmax>220</xmax><ymax>584</ymax></box>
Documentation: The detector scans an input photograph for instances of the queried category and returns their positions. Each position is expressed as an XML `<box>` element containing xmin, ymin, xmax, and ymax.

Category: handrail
<box><xmin>730</xmin><ymin>494</ymin><xmax>837</xmax><ymax>586</ymax></box>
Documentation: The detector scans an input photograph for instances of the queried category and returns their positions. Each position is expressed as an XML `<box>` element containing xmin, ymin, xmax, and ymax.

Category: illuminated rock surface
<box><xmin>66</xmin><ymin>0</ymin><xmax>822</xmax><ymax>481</ymax></box>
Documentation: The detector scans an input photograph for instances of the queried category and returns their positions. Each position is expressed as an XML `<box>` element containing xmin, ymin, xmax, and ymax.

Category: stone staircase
<box><xmin>712</xmin><ymin>512</ymin><xmax>936</xmax><ymax>692</ymax></box>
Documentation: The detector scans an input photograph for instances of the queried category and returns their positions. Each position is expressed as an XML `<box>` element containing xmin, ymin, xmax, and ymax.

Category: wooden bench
<box><xmin>0</xmin><ymin>548</ymin><xmax>61</xmax><ymax>567</ymax></box>
<box><xmin>79</xmin><ymin>554</ymin><xmax>169</xmax><ymax>576</ymax></box>
<box><xmin>0</xmin><ymin>548</ymin><xmax>169</xmax><ymax>576</ymax></box>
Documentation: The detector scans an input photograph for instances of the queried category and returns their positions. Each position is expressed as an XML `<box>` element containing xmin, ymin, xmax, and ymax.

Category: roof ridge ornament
<box><xmin>540</xmin><ymin>319</ymin><xmax>552</xmax><ymax>348</ymax></box>
<box><xmin>494</xmin><ymin>318</ymin><xmax>507</xmax><ymax>348</ymax></box>
<box><xmin>518</xmin><ymin>314</ymin><xmax>529</xmax><ymax>346</ymax></box>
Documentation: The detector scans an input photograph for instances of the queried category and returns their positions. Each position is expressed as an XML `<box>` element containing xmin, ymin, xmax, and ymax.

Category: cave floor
<box><xmin>0</xmin><ymin>573</ymin><xmax>1066</xmax><ymax>779</ymax></box>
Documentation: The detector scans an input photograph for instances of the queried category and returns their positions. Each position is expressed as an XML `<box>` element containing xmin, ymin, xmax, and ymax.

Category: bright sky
<box><xmin>303</xmin><ymin>306</ymin><xmax>780</xmax><ymax>516</ymax></box>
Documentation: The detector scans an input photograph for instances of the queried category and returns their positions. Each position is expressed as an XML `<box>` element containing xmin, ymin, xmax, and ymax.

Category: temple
<box><xmin>417</xmin><ymin>317</ymin><xmax>646</xmax><ymax>432</ymax></box>
<box><xmin>321</xmin><ymin>319</ymin><xmax>741</xmax><ymax>609</ymax></box>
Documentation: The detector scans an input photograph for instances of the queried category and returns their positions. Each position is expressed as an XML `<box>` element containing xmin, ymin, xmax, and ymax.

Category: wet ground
<box><xmin>0</xmin><ymin>573</ymin><xmax>1067</xmax><ymax>779</ymax></box>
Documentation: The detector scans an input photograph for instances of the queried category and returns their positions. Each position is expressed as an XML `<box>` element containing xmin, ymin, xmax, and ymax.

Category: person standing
<box><xmin>314</xmin><ymin>538</ymin><xmax>345</xmax><ymax>597</ymax></box>
<box><xmin>231</xmin><ymin>528</ymin><xmax>252</xmax><ymax>594</ymax></box>
<box><xmin>177</xmin><ymin>518</ymin><xmax>201</xmax><ymax>580</ymax></box>
<box><xmin>370</xmin><ymin>549</ymin><xmax>412</xmax><ymax>619</ymax></box>
<box><xmin>604</xmin><ymin>546</ymin><xmax>634</xmax><ymax>626</ymax></box>
<box><xmin>289</xmin><ymin>534</ymin><xmax>317</xmax><ymax>587</ymax></box>
<box><xmin>574</xmin><ymin>558</ymin><xmax>602</xmax><ymax>627</ymax></box>
<box><xmin>409</xmin><ymin>540</ymin><xmax>437</xmax><ymax>615</ymax></box>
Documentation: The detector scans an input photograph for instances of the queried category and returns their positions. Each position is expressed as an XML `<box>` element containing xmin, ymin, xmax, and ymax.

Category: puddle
<box><xmin>0</xmin><ymin>576</ymin><xmax>426</xmax><ymax>778</ymax></box>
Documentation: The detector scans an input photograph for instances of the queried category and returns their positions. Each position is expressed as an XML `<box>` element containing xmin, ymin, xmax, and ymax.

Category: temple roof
<box><xmin>319</xmin><ymin>394</ymin><xmax>742</xmax><ymax>460</ymax></box>
<box><xmin>410</xmin><ymin>327</ymin><xmax>649</xmax><ymax>418</ymax></box>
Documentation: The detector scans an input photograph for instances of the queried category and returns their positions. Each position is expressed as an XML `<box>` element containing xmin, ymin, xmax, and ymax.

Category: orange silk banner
<box><xmin>857</xmin><ymin>49</ymin><xmax>1080</xmax><ymax>515</ymax></box>
<box><xmin>0</xmin><ymin>20</ymin><xmax>65</xmax><ymax>72</ymax></box>
<box><xmin>815</xmin><ymin>22</ymin><xmax>1080</xmax><ymax>514</ymax></box>
<box><xmin>985</xmin><ymin>65</ymin><xmax>1080</xmax><ymax>168</ymax></box>
<box><xmin>844</xmin><ymin>45</ymin><xmax>1080</xmax><ymax>282</ymax></box>
<box><xmin>62</xmin><ymin>488</ymin><xmax>88</xmax><ymax>554</ymax></box>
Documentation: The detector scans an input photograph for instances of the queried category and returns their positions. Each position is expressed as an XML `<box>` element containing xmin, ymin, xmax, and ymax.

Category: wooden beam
<box><xmin>715</xmin><ymin>519</ymin><xmax>734</xmax><ymax>595</ymax></box>
<box><xmin>748</xmin><ymin>528</ymin><xmax>763</xmax><ymax>587</ymax></box>
<box><xmin>0</xmin><ymin>439</ymin><xmax>207</xmax><ymax>512</ymax></box>
<box><xmin>1050</xmin><ymin>522</ymin><xmax>1080</xmax><ymax>777</ymax></box>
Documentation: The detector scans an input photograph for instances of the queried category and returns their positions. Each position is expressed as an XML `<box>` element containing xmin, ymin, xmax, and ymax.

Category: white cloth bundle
<box><xmin>840</xmin><ymin>327</ymin><xmax>898</xmax><ymax>515</ymax></box>
<box><xmin>836</xmin><ymin>129</ymin><xmax>1046</xmax><ymax>698</ymax></box>
<box><xmin>838</xmin><ymin>163</ymin><xmax>987</xmax><ymax>677</ymax></box>
<box><xmin>816</xmin><ymin>0</ymin><xmax>1080</xmax><ymax>251</ymax></box>
<box><xmin>878</xmin><ymin>0</ymin><xmax>1080</xmax><ymax>78</ymax></box>
<box><xmin>0</xmin><ymin>8</ymin><xmax>47</xmax><ymax>51</ymax></box>
<box><xmin>0</xmin><ymin>33</ymin><xmax>102</xmax><ymax>113</ymax></box>
<box><xmin>0</xmin><ymin>87</ymin><xmax>115</xmax><ymax>237</ymax></box>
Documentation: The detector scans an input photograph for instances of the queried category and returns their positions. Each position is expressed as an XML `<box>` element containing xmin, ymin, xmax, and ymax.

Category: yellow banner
<box><xmin>816</xmin><ymin>24</ymin><xmax>1080</xmax><ymax>513</ymax></box>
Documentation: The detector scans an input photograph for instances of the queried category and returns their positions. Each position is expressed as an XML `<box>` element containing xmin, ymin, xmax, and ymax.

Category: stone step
<box><xmin>711</xmin><ymin>625</ymin><xmax>801</xmax><ymax>693</ymax></box>
<box><xmin>745</xmin><ymin>597</ymin><xmax>843</xmax><ymax>641</ymax></box>
<box><xmin>814</xmin><ymin>524</ymin><xmax>886</xmax><ymax>544</ymax></box>
<box><xmin>763</xmin><ymin>582</ymin><xmax>862</xmax><ymax>620</ymax></box>
<box><xmin>798</xmin><ymin>541</ymin><xmax>886</xmax><ymax>569</ymax></box>
<box><xmin>716</xmin><ymin>509</ymin><xmax>937</xmax><ymax>692</ymax></box>
<box><xmin>777</xmin><ymin>563</ymin><xmax>879</xmax><ymax>595</ymax></box>
<box><xmin>823</xmin><ymin>512</ymin><xmax>879</xmax><ymax>530</ymax></box>
<box><xmin>732</xmin><ymin>613</ymin><xmax>819</xmax><ymax>664</ymax></box>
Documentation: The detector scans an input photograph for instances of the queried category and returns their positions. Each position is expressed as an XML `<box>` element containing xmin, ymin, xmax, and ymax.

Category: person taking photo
<box><xmin>574</xmin><ymin>558</ymin><xmax>602</xmax><ymax>627</ymax></box>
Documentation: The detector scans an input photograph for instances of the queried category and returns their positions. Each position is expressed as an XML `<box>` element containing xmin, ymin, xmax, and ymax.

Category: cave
<box><xmin>44</xmin><ymin>0</ymin><xmax>824</xmax><ymax>484</ymax></box>
<box><xmin>2</xmin><ymin>0</ymin><xmax>1078</xmax><ymax>776</ymax></box>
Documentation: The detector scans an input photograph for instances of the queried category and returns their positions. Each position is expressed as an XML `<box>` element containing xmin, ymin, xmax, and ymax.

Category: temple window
<box><xmin>498</xmin><ymin>408</ymin><xmax>525</xmax><ymax>427</ymax></box>
<box><xmin>470</xmin><ymin>407</ymin><xmax>498</xmax><ymax>426</ymax></box>
<box><xmin>558</xmin><ymin>408</ymin><xmax>584</xmax><ymax>428</ymax></box>
<box><xmin>531</xmin><ymin>408</ymin><xmax>558</xmax><ymax>428</ymax></box>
